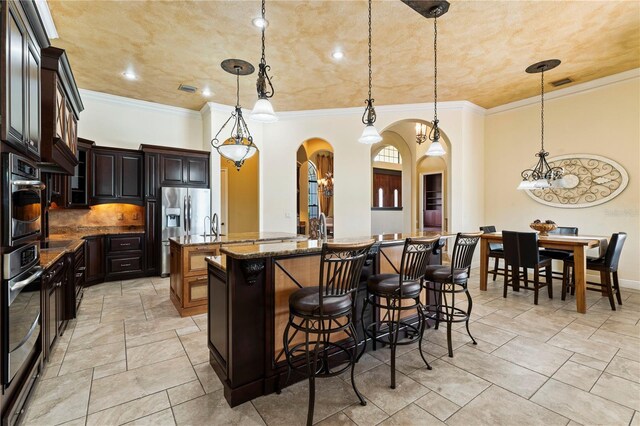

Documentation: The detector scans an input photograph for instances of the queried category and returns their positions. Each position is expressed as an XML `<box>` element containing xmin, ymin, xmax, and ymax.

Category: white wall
<box><xmin>77</xmin><ymin>89</ymin><xmax>203</xmax><ymax>150</ymax></box>
<box><xmin>485</xmin><ymin>71</ymin><xmax>640</xmax><ymax>286</ymax></box>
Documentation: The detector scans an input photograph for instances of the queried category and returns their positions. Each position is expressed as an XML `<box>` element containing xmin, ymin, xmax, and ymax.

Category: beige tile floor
<box><xmin>21</xmin><ymin>271</ymin><xmax>640</xmax><ymax>426</ymax></box>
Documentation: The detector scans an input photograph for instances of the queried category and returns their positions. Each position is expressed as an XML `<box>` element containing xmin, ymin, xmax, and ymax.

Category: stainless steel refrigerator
<box><xmin>160</xmin><ymin>187</ymin><xmax>211</xmax><ymax>276</ymax></box>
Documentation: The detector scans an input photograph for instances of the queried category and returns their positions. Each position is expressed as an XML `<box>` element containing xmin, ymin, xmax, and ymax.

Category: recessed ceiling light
<box><xmin>331</xmin><ymin>50</ymin><xmax>344</xmax><ymax>60</ymax></box>
<box><xmin>202</xmin><ymin>88</ymin><xmax>213</xmax><ymax>97</ymax></box>
<box><xmin>252</xmin><ymin>17</ymin><xmax>268</xmax><ymax>28</ymax></box>
<box><xmin>122</xmin><ymin>71</ymin><xmax>137</xmax><ymax>80</ymax></box>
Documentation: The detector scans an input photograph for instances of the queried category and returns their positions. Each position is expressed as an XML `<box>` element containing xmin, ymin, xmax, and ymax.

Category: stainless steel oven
<box><xmin>3</xmin><ymin>153</ymin><xmax>44</xmax><ymax>246</ymax></box>
<box><xmin>2</xmin><ymin>243</ymin><xmax>42</xmax><ymax>385</ymax></box>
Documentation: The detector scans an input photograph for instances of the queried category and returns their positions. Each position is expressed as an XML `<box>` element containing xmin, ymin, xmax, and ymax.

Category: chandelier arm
<box><xmin>211</xmin><ymin>113</ymin><xmax>235</xmax><ymax>146</ymax></box>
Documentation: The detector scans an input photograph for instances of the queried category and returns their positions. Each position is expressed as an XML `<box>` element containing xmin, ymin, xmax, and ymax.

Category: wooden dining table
<box><xmin>479</xmin><ymin>232</ymin><xmax>608</xmax><ymax>314</ymax></box>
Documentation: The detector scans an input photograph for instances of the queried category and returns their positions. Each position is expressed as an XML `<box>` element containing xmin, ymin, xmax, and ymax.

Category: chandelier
<box><xmin>517</xmin><ymin>59</ymin><xmax>566</xmax><ymax>190</ymax></box>
<box><xmin>250</xmin><ymin>0</ymin><xmax>277</xmax><ymax>123</ymax></box>
<box><xmin>424</xmin><ymin>1</ymin><xmax>448</xmax><ymax>156</ymax></box>
<box><xmin>318</xmin><ymin>172</ymin><xmax>334</xmax><ymax>197</ymax></box>
<box><xmin>358</xmin><ymin>0</ymin><xmax>383</xmax><ymax>145</ymax></box>
<box><xmin>415</xmin><ymin>122</ymin><xmax>428</xmax><ymax>145</ymax></box>
<box><xmin>211</xmin><ymin>59</ymin><xmax>258</xmax><ymax>171</ymax></box>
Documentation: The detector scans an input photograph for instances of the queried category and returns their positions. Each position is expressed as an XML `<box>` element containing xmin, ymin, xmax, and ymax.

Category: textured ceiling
<box><xmin>49</xmin><ymin>0</ymin><xmax>640</xmax><ymax>111</ymax></box>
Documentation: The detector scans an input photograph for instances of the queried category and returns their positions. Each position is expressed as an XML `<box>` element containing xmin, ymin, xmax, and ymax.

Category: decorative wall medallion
<box><xmin>526</xmin><ymin>154</ymin><xmax>628</xmax><ymax>208</ymax></box>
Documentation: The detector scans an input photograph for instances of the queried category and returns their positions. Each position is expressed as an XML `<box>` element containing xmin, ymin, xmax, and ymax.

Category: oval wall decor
<box><xmin>525</xmin><ymin>154</ymin><xmax>629</xmax><ymax>208</ymax></box>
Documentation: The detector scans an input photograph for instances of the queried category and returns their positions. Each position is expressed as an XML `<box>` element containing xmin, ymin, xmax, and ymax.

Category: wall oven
<box><xmin>3</xmin><ymin>153</ymin><xmax>44</xmax><ymax>247</ymax></box>
<box><xmin>2</xmin><ymin>242</ymin><xmax>42</xmax><ymax>386</ymax></box>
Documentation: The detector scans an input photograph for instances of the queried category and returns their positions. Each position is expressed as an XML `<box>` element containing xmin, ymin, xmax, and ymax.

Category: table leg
<box><xmin>574</xmin><ymin>245</ymin><xmax>587</xmax><ymax>314</ymax></box>
<box><xmin>480</xmin><ymin>239</ymin><xmax>488</xmax><ymax>291</ymax></box>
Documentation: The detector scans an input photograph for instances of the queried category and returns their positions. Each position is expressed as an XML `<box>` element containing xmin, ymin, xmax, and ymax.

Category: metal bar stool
<box><xmin>480</xmin><ymin>226</ymin><xmax>504</xmax><ymax>282</ymax></box>
<box><xmin>360</xmin><ymin>236</ymin><xmax>440</xmax><ymax>389</ymax></box>
<box><xmin>282</xmin><ymin>240</ymin><xmax>375</xmax><ymax>426</ymax></box>
<box><xmin>424</xmin><ymin>232</ymin><xmax>482</xmax><ymax>358</ymax></box>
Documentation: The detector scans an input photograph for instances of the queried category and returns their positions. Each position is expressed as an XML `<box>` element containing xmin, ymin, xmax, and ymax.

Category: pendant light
<box><xmin>517</xmin><ymin>59</ymin><xmax>566</xmax><ymax>190</ymax></box>
<box><xmin>250</xmin><ymin>0</ymin><xmax>278</xmax><ymax>123</ymax></box>
<box><xmin>424</xmin><ymin>2</ymin><xmax>448</xmax><ymax>156</ymax></box>
<box><xmin>211</xmin><ymin>59</ymin><xmax>258</xmax><ymax>171</ymax></box>
<box><xmin>358</xmin><ymin>0</ymin><xmax>383</xmax><ymax>145</ymax></box>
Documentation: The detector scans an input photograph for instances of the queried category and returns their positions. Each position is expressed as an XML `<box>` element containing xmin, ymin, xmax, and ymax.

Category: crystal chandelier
<box><xmin>517</xmin><ymin>59</ymin><xmax>566</xmax><ymax>190</ymax></box>
<box><xmin>358</xmin><ymin>0</ymin><xmax>383</xmax><ymax>145</ymax></box>
<box><xmin>424</xmin><ymin>1</ymin><xmax>448</xmax><ymax>156</ymax></box>
<box><xmin>211</xmin><ymin>59</ymin><xmax>258</xmax><ymax>171</ymax></box>
<box><xmin>318</xmin><ymin>172</ymin><xmax>334</xmax><ymax>197</ymax></box>
<box><xmin>250</xmin><ymin>0</ymin><xmax>277</xmax><ymax>123</ymax></box>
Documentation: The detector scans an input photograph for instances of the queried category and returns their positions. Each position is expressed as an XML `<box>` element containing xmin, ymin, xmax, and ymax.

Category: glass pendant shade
<box><xmin>358</xmin><ymin>124</ymin><xmax>383</xmax><ymax>145</ymax></box>
<box><xmin>426</xmin><ymin>139</ymin><xmax>446</xmax><ymax>156</ymax></box>
<box><xmin>517</xmin><ymin>180</ymin><xmax>534</xmax><ymax>190</ymax></box>
<box><xmin>533</xmin><ymin>178</ymin><xmax>551</xmax><ymax>189</ymax></box>
<box><xmin>217</xmin><ymin>137</ymin><xmax>257</xmax><ymax>162</ymax></box>
<box><xmin>250</xmin><ymin>98</ymin><xmax>278</xmax><ymax>123</ymax></box>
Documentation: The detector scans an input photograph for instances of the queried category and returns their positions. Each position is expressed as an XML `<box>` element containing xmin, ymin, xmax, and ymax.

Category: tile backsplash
<box><xmin>49</xmin><ymin>204</ymin><xmax>144</xmax><ymax>232</ymax></box>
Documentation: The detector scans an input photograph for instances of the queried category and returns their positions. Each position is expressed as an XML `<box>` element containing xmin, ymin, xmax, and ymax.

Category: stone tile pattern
<box><xmin>22</xmin><ymin>272</ymin><xmax>640</xmax><ymax>425</ymax></box>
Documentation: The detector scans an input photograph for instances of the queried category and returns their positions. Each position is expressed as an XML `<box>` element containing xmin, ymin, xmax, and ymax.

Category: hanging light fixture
<box><xmin>423</xmin><ymin>1</ymin><xmax>448</xmax><ymax>156</ymax></box>
<box><xmin>211</xmin><ymin>59</ymin><xmax>258</xmax><ymax>171</ymax></box>
<box><xmin>415</xmin><ymin>122</ymin><xmax>428</xmax><ymax>145</ymax></box>
<box><xmin>250</xmin><ymin>0</ymin><xmax>277</xmax><ymax>123</ymax></box>
<box><xmin>358</xmin><ymin>0</ymin><xmax>383</xmax><ymax>145</ymax></box>
<box><xmin>517</xmin><ymin>59</ymin><xmax>566</xmax><ymax>190</ymax></box>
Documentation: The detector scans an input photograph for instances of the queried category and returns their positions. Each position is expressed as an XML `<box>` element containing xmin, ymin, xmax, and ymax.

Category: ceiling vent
<box><xmin>178</xmin><ymin>84</ymin><xmax>197</xmax><ymax>93</ymax></box>
<box><xmin>551</xmin><ymin>78</ymin><xmax>573</xmax><ymax>87</ymax></box>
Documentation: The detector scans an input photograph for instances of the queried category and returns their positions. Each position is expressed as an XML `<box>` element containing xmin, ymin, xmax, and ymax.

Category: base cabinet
<box><xmin>43</xmin><ymin>257</ymin><xmax>66</xmax><ymax>360</ymax></box>
<box><xmin>84</xmin><ymin>236</ymin><xmax>105</xmax><ymax>284</ymax></box>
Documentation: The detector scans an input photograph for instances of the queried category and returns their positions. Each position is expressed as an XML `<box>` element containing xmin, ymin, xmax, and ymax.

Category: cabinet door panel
<box><xmin>120</xmin><ymin>154</ymin><xmax>143</xmax><ymax>199</ymax></box>
<box><xmin>160</xmin><ymin>155</ymin><xmax>184</xmax><ymax>185</ymax></box>
<box><xmin>92</xmin><ymin>151</ymin><xmax>117</xmax><ymax>198</ymax></box>
<box><xmin>26</xmin><ymin>43</ymin><xmax>40</xmax><ymax>156</ymax></box>
<box><xmin>7</xmin><ymin>8</ymin><xmax>25</xmax><ymax>144</ymax></box>
<box><xmin>145</xmin><ymin>154</ymin><xmax>158</xmax><ymax>199</ymax></box>
<box><xmin>186</xmin><ymin>157</ymin><xmax>209</xmax><ymax>186</ymax></box>
<box><xmin>145</xmin><ymin>200</ymin><xmax>158</xmax><ymax>274</ymax></box>
<box><xmin>85</xmin><ymin>237</ymin><xmax>104</xmax><ymax>283</ymax></box>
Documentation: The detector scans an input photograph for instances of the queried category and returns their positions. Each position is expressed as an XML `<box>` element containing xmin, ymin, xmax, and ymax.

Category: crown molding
<box><xmin>486</xmin><ymin>68</ymin><xmax>640</xmax><ymax>115</ymax></box>
<box><xmin>79</xmin><ymin>88</ymin><xmax>202</xmax><ymax>118</ymax></box>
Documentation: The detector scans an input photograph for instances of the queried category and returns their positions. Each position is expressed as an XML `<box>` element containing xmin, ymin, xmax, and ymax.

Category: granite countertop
<box><xmin>40</xmin><ymin>239</ymin><xmax>85</xmax><ymax>270</ymax></box>
<box><xmin>170</xmin><ymin>232</ymin><xmax>306</xmax><ymax>247</ymax></box>
<box><xmin>205</xmin><ymin>255</ymin><xmax>227</xmax><ymax>272</ymax></box>
<box><xmin>49</xmin><ymin>226</ymin><xmax>145</xmax><ymax>240</ymax></box>
<box><xmin>220</xmin><ymin>231</ymin><xmax>456</xmax><ymax>260</ymax></box>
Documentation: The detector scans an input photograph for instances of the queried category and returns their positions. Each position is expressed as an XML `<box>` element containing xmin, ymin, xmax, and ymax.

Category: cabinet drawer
<box><xmin>107</xmin><ymin>256</ymin><xmax>142</xmax><ymax>274</ymax></box>
<box><xmin>184</xmin><ymin>275</ymin><xmax>208</xmax><ymax>307</ymax></box>
<box><xmin>108</xmin><ymin>236</ymin><xmax>142</xmax><ymax>253</ymax></box>
<box><xmin>184</xmin><ymin>245</ymin><xmax>219</xmax><ymax>277</ymax></box>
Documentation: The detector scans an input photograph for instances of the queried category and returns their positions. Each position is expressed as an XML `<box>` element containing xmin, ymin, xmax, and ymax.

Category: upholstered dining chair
<box><xmin>502</xmin><ymin>231</ymin><xmax>553</xmax><ymax>305</ymax></box>
<box><xmin>539</xmin><ymin>226</ymin><xmax>578</xmax><ymax>280</ymax></box>
<box><xmin>480</xmin><ymin>226</ymin><xmax>504</xmax><ymax>282</ymax></box>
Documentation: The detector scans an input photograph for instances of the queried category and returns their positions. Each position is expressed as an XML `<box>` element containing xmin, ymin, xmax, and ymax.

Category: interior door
<box><xmin>220</xmin><ymin>168</ymin><xmax>228</xmax><ymax>235</ymax></box>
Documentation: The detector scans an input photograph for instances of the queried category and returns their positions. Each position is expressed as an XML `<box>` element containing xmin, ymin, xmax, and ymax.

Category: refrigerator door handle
<box><xmin>188</xmin><ymin>195</ymin><xmax>192</xmax><ymax>234</ymax></box>
<box><xmin>183</xmin><ymin>196</ymin><xmax>188</xmax><ymax>232</ymax></box>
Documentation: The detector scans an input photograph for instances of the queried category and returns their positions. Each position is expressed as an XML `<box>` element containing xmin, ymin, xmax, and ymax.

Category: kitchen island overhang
<box><xmin>206</xmin><ymin>232</ymin><xmax>452</xmax><ymax>407</ymax></box>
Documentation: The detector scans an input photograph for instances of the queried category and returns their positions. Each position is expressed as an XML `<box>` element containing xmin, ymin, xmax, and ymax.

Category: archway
<box><xmin>221</xmin><ymin>151</ymin><xmax>260</xmax><ymax>234</ymax></box>
<box><xmin>296</xmin><ymin>138</ymin><xmax>334</xmax><ymax>238</ymax></box>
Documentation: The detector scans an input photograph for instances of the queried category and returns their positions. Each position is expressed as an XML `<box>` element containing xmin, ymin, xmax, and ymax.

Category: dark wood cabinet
<box><xmin>144</xmin><ymin>153</ymin><xmax>159</xmax><ymax>199</ymax></box>
<box><xmin>65</xmin><ymin>242</ymin><xmax>85</xmax><ymax>320</ymax></box>
<box><xmin>1</xmin><ymin>0</ymin><xmax>47</xmax><ymax>159</ymax></box>
<box><xmin>67</xmin><ymin>138</ymin><xmax>93</xmax><ymax>207</ymax></box>
<box><xmin>43</xmin><ymin>257</ymin><xmax>66</xmax><ymax>359</ymax></box>
<box><xmin>185</xmin><ymin>156</ymin><xmax>209</xmax><ymax>186</ymax></box>
<box><xmin>84</xmin><ymin>236</ymin><xmax>105</xmax><ymax>284</ymax></box>
<box><xmin>91</xmin><ymin>147</ymin><xmax>143</xmax><ymax>205</ymax></box>
<box><xmin>157</xmin><ymin>151</ymin><xmax>209</xmax><ymax>188</ymax></box>
<box><xmin>40</xmin><ymin>47</ymin><xmax>83</xmax><ymax>174</ymax></box>
<box><xmin>145</xmin><ymin>199</ymin><xmax>158</xmax><ymax>274</ymax></box>
<box><xmin>160</xmin><ymin>154</ymin><xmax>185</xmax><ymax>186</ymax></box>
<box><xmin>105</xmin><ymin>234</ymin><xmax>144</xmax><ymax>280</ymax></box>
<box><xmin>209</xmin><ymin>265</ymin><xmax>228</xmax><ymax>369</ymax></box>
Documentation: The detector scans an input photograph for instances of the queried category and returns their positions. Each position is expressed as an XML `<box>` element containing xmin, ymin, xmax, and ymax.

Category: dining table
<box><xmin>479</xmin><ymin>232</ymin><xmax>609</xmax><ymax>314</ymax></box>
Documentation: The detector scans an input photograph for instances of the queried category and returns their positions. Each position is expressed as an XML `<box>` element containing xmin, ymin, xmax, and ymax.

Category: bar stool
<box><xmin>480</xmin><ymin>226</ymin><xmax>504</xmax><ymax>282</ymax></box>
<box><xmin>282</xmin><ymin>240</ymin><xmax>375</xmax><ymax>426</ymax></box>
<box><xmin>424</xmin><ymin>232</ymin><xmax>482</xmax><ymax>358</ymax></box>
<box><xmin>360</xmin><ymin>236</ymin><xmax>440</xmax><ymax>389</ymax></box>
<box><xmin>502</xmin><ymin>231</ymin><xmax>553</xmax><ymax>305</ymax></box>
<box><xmin>562</xmin><ymin>232</ymin><xmax>626</xmax><ymax>310</ymax></box>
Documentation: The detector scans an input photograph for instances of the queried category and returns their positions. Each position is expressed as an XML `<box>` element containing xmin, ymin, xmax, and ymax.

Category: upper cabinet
<box><xmin>91</xmin><ymin>147</ymin><xmax>143</xmax><ymax>206</ymax></box>
<box><xmin>40</xmin><ymin>46</ymin><xmax>83</xmax><ymax>175</ymax></box>
<box><xmin>1</xmin><ymin>0</ymin><xmax>49</xmax><ymax>159</ymax></box>
<box><xmin>140</xmin><ymin>145</ymin><xmax>210</xmax><ymax>189</ymax></box>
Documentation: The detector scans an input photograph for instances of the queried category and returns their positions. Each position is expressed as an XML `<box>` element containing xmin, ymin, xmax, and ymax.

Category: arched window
<box><xmin>374</xmin><ymin>146</ymin><xmax>402</xmax><ymax>164</ymax></box>
<box><xmin>308</xmin><ymin>165</ymin><xmax>319</xmax><ymax>219</ymax></box>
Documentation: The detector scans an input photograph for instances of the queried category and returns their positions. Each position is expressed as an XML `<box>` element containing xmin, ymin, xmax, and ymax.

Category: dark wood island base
<box><xmin>206</xmin><ymin>232</ymin><xmax>448</xmax><ymax>407</ymax></box>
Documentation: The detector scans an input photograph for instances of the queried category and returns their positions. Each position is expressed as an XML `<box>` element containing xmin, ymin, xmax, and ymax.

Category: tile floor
<box><xmin>21</xmin><ymin>271</ymin><xmax>640</xmax><ymax>426</ymax></box>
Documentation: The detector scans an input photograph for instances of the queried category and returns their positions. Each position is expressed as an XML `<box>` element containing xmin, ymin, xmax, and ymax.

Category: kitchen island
<box><xmin>206</xmin><ymin>232</ymin><xmax>450</xmax><ymax>407</ymax></box>
<box><xmin>169</xmin><ymin>232</ymin><xmax>305</xmax><ymax>316</ymax></box>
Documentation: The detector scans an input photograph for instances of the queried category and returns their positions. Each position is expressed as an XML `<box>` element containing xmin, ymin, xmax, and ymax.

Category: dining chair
<box><xmin>562</xmin><ymin>232</ymin><xmax>627</xmax><ymax>310</ymax></box>
<box><xmin>539</xmin><ymin>226</ymin><xmax>578</xmax><ymax>280</ymax></box>
<box><xmin>479</xmin><ymin>226</ymin><xmax>504</xmax><ymax>282</ymax></box>
<box><xmin>502</xmin><ymin>231</ymin><xmax>553</xmax><ymax>305</ymax></box>
<box><xmin>282</xmin><ymin>240</ymin><xmax>375</xmax><ymax>426</ymax></box>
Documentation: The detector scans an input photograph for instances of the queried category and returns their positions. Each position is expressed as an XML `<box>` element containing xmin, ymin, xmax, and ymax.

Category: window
<box><xmin>308</xmin><ymin>165</ymin><xmax>319</xmax><ymax>219</ymax></box>
<box><xmin>374</xmin><ymin>146</ymin><xmax>402</xmax><ymax>164</ymax></box>
<box><xmin>372</xmin><ymin>168</ymin><xmax>402</xmax><ymax>209</ymax></box>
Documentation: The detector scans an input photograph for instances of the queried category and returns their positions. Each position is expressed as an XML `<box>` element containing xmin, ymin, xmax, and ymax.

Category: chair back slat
<box><xmin>605</xmin><ymin>232</ymin><xmax>627</xmax><ymax>271</ymax></box>
<box><xmin>319</xmin><ymin>240</ymin><xmax>375</xmax><ymax>302</ymax></box>
<box><xmin>450</xmin><ymin>232</ymin><xmax>483</xmax><ymax>274</ymax></box>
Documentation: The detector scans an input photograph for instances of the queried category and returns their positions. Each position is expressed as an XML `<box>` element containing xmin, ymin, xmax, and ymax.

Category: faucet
<box><xmin>204</xmin><ymin>216</ymin><xmax>211</xmax><ymax>237</ymax></box>
<box><xmin>318</xmin><ymin>212</ymin><xmax>327</xmax><ymax>241</ymax></box>
<box><xmin>212</xmin><ymin>213</ymin><xmax>220</xmax><ymax>238</ymax></box>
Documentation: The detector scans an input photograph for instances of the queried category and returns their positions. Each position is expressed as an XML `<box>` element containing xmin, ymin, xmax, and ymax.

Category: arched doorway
<box><xmin>296</xmin><ymin>138</ymin><xmax>334</xmax><ymax>238</ymax></box>
<box><xmin>220</xmin><ymin>152</ymin><xmax>260</xmax><ymax>234</ymax></box>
